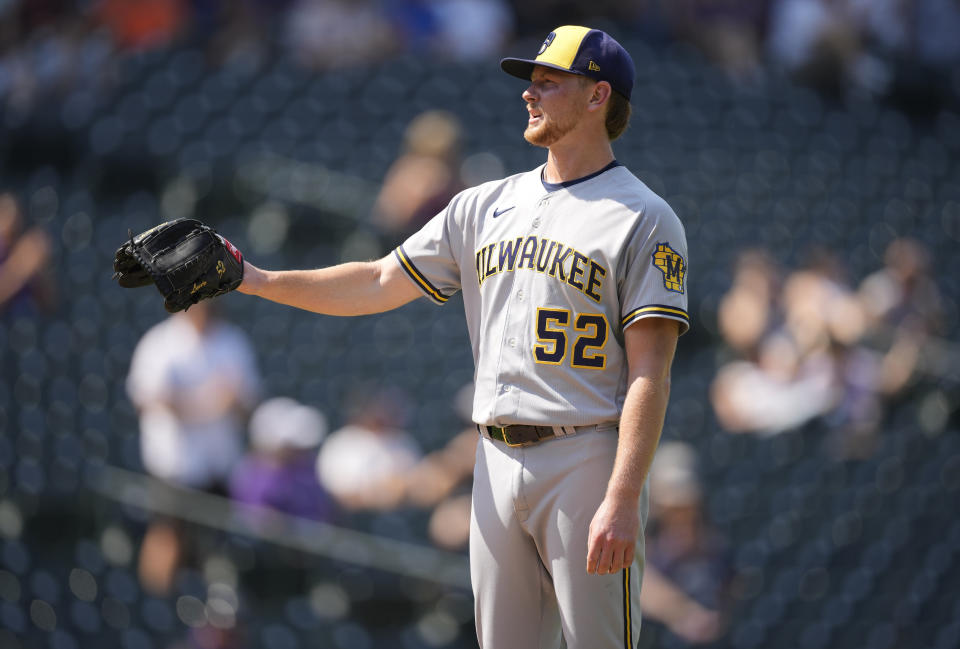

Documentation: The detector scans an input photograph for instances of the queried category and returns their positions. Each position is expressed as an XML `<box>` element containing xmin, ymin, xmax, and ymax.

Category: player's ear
<box><xmin>586</xmin><ymin>80</ymin><xmax>612</xmax><ymax>113</ymax></box>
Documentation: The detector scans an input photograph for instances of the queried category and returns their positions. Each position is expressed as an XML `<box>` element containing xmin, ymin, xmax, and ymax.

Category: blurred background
<box><xmin>1</xmin><ymin>1</ymin><xmax>959</xmax><ymax>648</ymax></box>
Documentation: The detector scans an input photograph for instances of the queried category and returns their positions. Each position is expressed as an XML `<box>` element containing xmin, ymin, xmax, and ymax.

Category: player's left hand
<box><xmin>586</xmin><ymin>494</ymin><xmax>640</xmax><ymax>575</ymax></box>
<box><xmin>113</xmin><ymin>218</ymin><xmax>244</xmax><ymax>313</ymax></box>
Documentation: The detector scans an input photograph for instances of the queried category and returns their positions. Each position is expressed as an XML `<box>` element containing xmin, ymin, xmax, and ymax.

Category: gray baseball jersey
<box><xmin>394</xmin><ymin>160</ymin><xmax>689</xmax><ymax>649</ymax></box>
<box><xmin>395</xmin><ymin>160</ymin><xmax>688</xmax><ymax>426</ymax></box>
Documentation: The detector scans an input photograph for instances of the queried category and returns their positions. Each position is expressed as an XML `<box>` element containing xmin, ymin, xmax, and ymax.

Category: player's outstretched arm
<box><xmin>237</xmin><ymin>255</ymin><xmax>423</xmax><ymax>316</ymax></box>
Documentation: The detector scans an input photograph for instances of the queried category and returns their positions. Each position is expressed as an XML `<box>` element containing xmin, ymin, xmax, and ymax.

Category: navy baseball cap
<box><xmin>501</xmin><ymin>26</ymin><xmax>635</xmax><ymax>101</ymax></box>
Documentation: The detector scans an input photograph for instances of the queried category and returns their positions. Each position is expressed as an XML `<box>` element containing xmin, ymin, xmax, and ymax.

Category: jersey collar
<box><xmin>540</xmin><ymin>160</ymin><xmax>622</xmax><ymax>192</ymax></box>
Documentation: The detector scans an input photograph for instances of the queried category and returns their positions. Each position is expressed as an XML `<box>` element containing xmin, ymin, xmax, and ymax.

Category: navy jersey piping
<box><xmin>541</xmin><ymin>160</ymin><xmax>622</xmax><ymax>192</ymax></box>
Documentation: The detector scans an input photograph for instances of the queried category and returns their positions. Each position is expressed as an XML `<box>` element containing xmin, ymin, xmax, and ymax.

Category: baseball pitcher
<box><xmin>118</xmin><ymin>25</ymin><xmax>689</xmax><ymax>649</ymax></box>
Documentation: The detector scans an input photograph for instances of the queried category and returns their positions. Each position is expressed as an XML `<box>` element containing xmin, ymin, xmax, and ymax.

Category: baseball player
<box><xmin>238</xmin><ymin>26</ymin><xmax>688</xmax><ymax>649</ymax></box>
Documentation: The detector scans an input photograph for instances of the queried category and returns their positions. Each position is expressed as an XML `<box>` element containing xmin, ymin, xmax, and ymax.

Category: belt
<box><xmin>477</xmin><ymin>423</ymin><xmax>591</xmax><ymax>447</ymax></box>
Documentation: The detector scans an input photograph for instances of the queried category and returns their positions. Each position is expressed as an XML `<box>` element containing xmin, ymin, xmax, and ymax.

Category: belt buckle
<box><xmin>481</xmin><ymin>425</ymin><xmax>525</xmax><ymax>447</ymax></box>
<box><xmin>482</xmin><ymin>424</ymin><xmax>551</xmax><ymax>447</ymax></box>
<box><xmin>500</xmin><ymin>426</ymin><xmax>525</xmax><ymax>447</ymax></box>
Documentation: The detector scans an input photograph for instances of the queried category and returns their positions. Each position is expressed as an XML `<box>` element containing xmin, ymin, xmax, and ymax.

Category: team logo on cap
<box><xmin>589</xmin><ymin>61</ymin><xmax>600</xmax><ymax>71</ymax></box>
<box><xmin>538</xmin><ymin>32</ymin><xmax>556</xmax><ymax>55</ymax></box>
<box><xmin>652</xmin><ymin>242</ymin><xmax>686</xmax><ymax>293</ymax></box>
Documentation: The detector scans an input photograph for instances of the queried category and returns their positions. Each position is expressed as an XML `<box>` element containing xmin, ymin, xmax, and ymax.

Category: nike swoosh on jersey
<box><xmin>492</xmin><ymin>206</ymin><xmax>516</xmax><ymax>218</ymax></box>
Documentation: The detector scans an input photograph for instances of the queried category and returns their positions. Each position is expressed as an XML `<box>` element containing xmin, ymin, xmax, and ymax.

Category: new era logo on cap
<box><xmin>500</xmin><ymin>26</ymin><xmax>635</xmax><ymax>100</ymax></box>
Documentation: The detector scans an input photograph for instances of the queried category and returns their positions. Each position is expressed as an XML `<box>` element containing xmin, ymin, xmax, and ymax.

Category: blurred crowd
<box><xmin>69</xmin><ymin>269</ymin><xmax>734</xmax><ymax>646</ymax></box>
<box><xmin>2</xmin><ymin>3</ymin><xmax>958</xmax><ymax>648</ymax></box>
<box><xmin>0</xmin><ymin>192</ymin><xmax>55</xmax><ymax>317</ymax></box>
<box><xmin>2</xmin><ymin>191</ymin><xmax>951</xmax><ymax>648</ymax></box>
<box><xmin>3</xmin><ymin>102</ymin><xmax>956</xmax><ymax>649</ymax></box>
<box><xmin>120</xmin><ymin>298</ymin><xmax>473</xmax><ymax>586</ymax></box>
<box><xmin>634</xmin><ymin>0</ymin><xmax>960</xmax><ymax>108</ymax></box>
<box><xmin>2</xmin><ymin>0</ymin><xmax>959</xmax><ymax>123</ymax></box>
<box><xmin>118</xmin><ymin>299</ymin><xmax>738</xmax><ymax>645</ymax></box>
<box><xmin>0</xmin><ymin>0</ymin><xmax>515</xmax><ymax>122</ymax></box>
<box><xmin>711</xmin><ymin>238</ymin><xmax>945</xmax><ymax>458</ymax></box>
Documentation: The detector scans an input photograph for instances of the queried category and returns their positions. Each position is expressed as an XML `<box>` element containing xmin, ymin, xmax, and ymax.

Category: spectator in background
<box><xmin>712</xmin><ymin>248</ymin><xmax>839</xmax><ymax>436</ymax></box>
<box><xmin>426</xmin><ymin>0</ymin><xmax>514</xmax><ymax>61</ymax></box>
<box><xmin>778</xmin><ymin>249</ymin><xmax>866</xmax><ymax>360</ymax></box>
<box><xmin>643</xmin><ymin>442</ymin><xmax>731</xmax><ymax>646</ymax></box>
<box><xmin>96</xmin><ymin>0</ymin><xmax>188</xmax><ymax>51</ymax></box>
<box><xmin>710</xmin><ymin>328</ymin><xmax>839</xmax><ymax>436</ymax></box>
<box><xmin>230</xmin><ymin>397</ymin><xmax>336</xmax><ymax>524</ymax></box>
<box><xmin>203</xmin><ymin>1</ymin><xmax>270</xmax><ymax>69</ymax></box>
<box><xmin>0</xmin><ymin>6</ymin><xmax>115</xmax><ymax>130</ymax></box>
<box><xmin>404</xmin><ymin>383</ymin><xmax>478</xmax><ymax>550</ymax></box>
<box><xmin>855</xmin><ymin>237</ymin><xmax>944</xmax><ymax>402</ymax></box>
<box><xmin>127</xmin><ymin>300</ymin><xmax>262</xmax><ymax>491</ymax></box>
<box><xmin>710</xmin><ymin>249</ymin><xmax>861</xmax><ymax>437</ymax></box>
<box><xmin>315</xmin><ymin>384</ymin><xmax>422</xmax><ymax>511</ymax></box>
<box><xmin>780</xmin><ymin>250</ymin><xmax>887</xmax><ymax>457</ymax></box>
<box><xmin>766</xmin><ymin>0</ymin><xmax>865</xmax><ymax>98</ymax></box>
<box><xmin>845</xmin><ymin>0</ymin><xmax>960</xmax><ymax>115</ymax></box>
<box><xmin>711</xmin><ymin>243</ymin><xmax>947</xmax><ymax>458</ymax></box>
<box><xmin>663</xmin><ymin>0</ymin><xmax>769</xmax><ymax>78</ymax></box>
<box><xmin>126</xmin><ymin>300</ymin><xmax>261</xmax><ymax>594</ymax></box>
<box><xmin>859</xmin><ymin>237</ymin><xmax>943</xmax><ymax>341</ymax></box>
<box><xmin>284</xmin><ymin>0</ymin><xmax>398</xmax><ymax>70</ymax></box>
<box><xmin>370</xmin><ymin>109</ymin><xmax>464</xmax><ymax>248</ymax></box>
<box><xmin>506</xmin><ymin>0</ymin><xmax>595</xmax><ymax>38</ymax></box>
<box><xmin>0</xmin><ymin>192</ymin><xmax>55</xmax><ymax>316</ymax></box>
<box><xmin>382</xmin><ymin>0</ymin><xmax>439</xmax><ymax>52</ymax></box>
<box><xmin>716</xmin><ymin>248</ymin><xmax>783</xmax><ymax>361</ymax></box>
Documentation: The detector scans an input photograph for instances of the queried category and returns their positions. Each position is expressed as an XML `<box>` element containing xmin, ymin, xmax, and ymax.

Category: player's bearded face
<box><xmin>524</xmin><ymin>98</ymin><xmax>586</xmax><ymax>147</ymax></box>
<box><xmin>523</xmin><ymin>75</ymin><xmax>588</xmax><ymax>147</ymax></box>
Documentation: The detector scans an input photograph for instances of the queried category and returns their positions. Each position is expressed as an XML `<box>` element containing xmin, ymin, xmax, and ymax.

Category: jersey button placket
<box><xmin>498</xmin><ymin>198</ymin><xmax>546</xmax><ymax>420</ymax></box>
<box><xmin>507</xmin><ymin>195</ymin><xmax>547</xmax><ymax>409</ymax></box>
<box><xmin>533</xmin><ymin>193</ymin><xmax>550</xmax><ymax>229</ymax></box>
